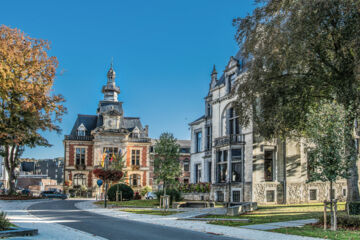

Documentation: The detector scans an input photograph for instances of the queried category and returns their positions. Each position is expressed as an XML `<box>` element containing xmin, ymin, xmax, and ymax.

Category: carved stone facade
<box><xmin>190</xmin><ymin>51</ymin><xmax>359</xmax><ymax>204</ymax></box>
<box><xmin>64</xmin><ymin>65</ymin><xmax>152</xmax><ymax>194</ymax></box>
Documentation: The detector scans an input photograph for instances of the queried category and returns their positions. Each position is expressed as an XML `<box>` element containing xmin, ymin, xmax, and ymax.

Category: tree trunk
<box><xmin>330</xmin><ymin>181</ymin><xmax>334</xmax><ymax>231</ymax></box>
<box><xmin>344</xmin><ymin>112</ymin><xmax>360</xmax><ymax>202</ymax></box>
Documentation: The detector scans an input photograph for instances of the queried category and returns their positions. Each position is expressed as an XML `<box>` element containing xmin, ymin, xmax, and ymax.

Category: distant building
<box><xmin>20</xmin><ymin>158</ymin><xmax>64</xmax><ymax>184</ymax></box>
<box><xmin>150</xmin><ymin>140</ymin><xmax>191</xmax><ymax>187</ymax></box>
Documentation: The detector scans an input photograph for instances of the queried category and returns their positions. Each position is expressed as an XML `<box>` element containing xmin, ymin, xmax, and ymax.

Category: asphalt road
<box><xmin>28</xmin><ymin>200</ymin><xmax>242</xmax><ymax>240</ymax></box>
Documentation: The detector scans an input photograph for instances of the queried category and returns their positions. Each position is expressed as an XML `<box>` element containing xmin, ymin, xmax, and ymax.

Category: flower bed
<box><xmin>0</xmin><ymin>195</ymin><xmax>43</xmax><ymax>200</ymax></box>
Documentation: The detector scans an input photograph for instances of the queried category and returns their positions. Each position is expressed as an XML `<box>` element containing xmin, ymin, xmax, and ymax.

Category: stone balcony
<box><xmin>128</xmin><ymin>137</ymin><xmax>151</xmax><ymax>143</ymax></box>
<box><xmin>214</xmin><ymin>134</ymin><xmax>245</xmax><ymax>148</ymax></box>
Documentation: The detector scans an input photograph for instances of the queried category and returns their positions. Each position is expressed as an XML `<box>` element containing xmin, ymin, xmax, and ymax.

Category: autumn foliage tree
<box><xmin>0</xmin><ymin>25</ymin><xmax>66</xmax><ymax>194</ymax></box>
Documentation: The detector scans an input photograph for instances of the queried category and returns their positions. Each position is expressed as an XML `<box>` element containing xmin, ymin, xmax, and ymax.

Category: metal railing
<box><xmin>65</xmin><ymin>135</ymin><xmax>93</xmax><ymax>141</ymax></box>
<box><xmin>214</xmin><ymin>134</ymin><xmax>245</xmax><ymax>147</ymax></box>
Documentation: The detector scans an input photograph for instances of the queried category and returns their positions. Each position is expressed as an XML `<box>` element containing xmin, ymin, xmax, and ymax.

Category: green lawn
<box><xmin>206</xmin><ymin>202</ymin><xmax>346</xmax><ymax>227</ymax></box>
<box><xmin>94</xmin><ymin>199</ymin><xmax>159</xmax><ymax>208</ymax></box>
<box><xmin>120</xmin><ymin>209</ymin><xmax>181</xmax><ymax>216</ymax></box>
<box><xmin>273</xmin><ymin>224</ymin><xmax>360</xmax><ymax>240</ymax></box>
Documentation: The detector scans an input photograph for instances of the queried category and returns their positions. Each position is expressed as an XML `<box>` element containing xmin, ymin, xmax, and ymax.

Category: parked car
<box><xmin>21</xmin><ymin>189</ymin><xmax>32</xmax><ymax>196</ymax></box>
<box><xmin>40</xmin><ymin>191</ymin><xmax>67</xmax><ymax>200</ymax></box>
<box><xmin>145</xmin><ymin>192</ymin><xmax>157</xmax><ymax>200</ymax></box>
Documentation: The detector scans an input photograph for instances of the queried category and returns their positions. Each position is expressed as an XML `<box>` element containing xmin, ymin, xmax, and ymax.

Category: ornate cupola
<box><xmin>102</xmin><ymin>63</ymin><xmax>120</xmax><ymax>102</ymax></box>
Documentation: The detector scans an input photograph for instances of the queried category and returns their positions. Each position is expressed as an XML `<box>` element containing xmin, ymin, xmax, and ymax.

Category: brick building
<box><xmin>64</xmin><ymin>65</ymin><xmax>152</xmax><ymax>194</ymax></box>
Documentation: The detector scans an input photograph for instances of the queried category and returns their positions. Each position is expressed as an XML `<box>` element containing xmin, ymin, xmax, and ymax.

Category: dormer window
<box><xmin>78</xmin><ymin>130</ymin><xmax>85</xmax><ymax>136</ymax></box>
<box><xmin>77</xmin><ymin>123</ymin><xmax>87</xmax><ymax>136</ymax></box>
<box><xmin>228</xmin><ymin>74</ymin><xmax>236</xmax><ymax>93</ymax></box>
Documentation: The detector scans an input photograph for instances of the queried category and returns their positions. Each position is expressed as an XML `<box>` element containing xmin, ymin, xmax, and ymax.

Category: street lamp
<box><xmin>104</xmin><ymin>151</ymin><xmax>109</xmax><ymax>208</ymax></box>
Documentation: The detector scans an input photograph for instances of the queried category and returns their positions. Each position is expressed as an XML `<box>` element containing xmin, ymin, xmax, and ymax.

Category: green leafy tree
<box><xmin>0</xmin><ymin>25</ymin><xmax>66</xmax><ymax>194</ymax></box>
<box><xmin>154</xmin><ymin>133</ymin><xmax>181</xmax><ymax>195</ymax></box>
<box><xmin>233</xmin><ymin>0</ymin><xmax>360</xmax><ymax>202</ymax></box>
<box><xmin>306</xmin><ymin>101</ymin><xmax>350</xmax><ymax>229</ymax></box>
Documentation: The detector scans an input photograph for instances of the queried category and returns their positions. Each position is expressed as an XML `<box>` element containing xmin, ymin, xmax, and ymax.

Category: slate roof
<box><xmin>70</xmin><ymin>114</ymin><xmax>98</xmax><ymax>136</ymax></box>
<box><xmin>68</xmin><ymin>115</ymin><xmax>145</xmax><ymax>137</ymax></box>
<box><xmin>188</xmin><ymin>115</ymin><xmax>205</xmax><ymax>125</ymax></box>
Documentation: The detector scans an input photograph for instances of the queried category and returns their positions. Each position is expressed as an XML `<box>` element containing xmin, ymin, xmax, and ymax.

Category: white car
<box><xmin>145</xmin><ymin>192</ymin><xmax>157</xmax><ymax>200</ymax></box>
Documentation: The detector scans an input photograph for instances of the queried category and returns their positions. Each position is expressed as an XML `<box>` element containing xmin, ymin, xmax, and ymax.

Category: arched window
<box><xmin>129</xmin><ymin>174</ymin><xmax>141</xmax><ymax>187</ymax></box>
<box><xmin>73</xmin><ymin>174</ymin><xmax>86</xmax><ymax>186</ymax></box>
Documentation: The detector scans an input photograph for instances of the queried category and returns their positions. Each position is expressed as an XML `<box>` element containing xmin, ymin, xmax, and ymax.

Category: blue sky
<box><xmin>2</xmin><ymin>0</ymin><xmax>256</xmax><ymax>159</ymax></box>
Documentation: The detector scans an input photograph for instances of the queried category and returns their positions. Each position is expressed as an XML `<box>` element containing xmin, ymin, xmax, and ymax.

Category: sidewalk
<box><xmin>76</xmin><ymin>200</ymin><xmax>323</xmax><ymax>240</ymax></box>
<box><xmin>0</xmin><ymin>199</ymin><xmax>105</xmax><ymax>240</ymax></box>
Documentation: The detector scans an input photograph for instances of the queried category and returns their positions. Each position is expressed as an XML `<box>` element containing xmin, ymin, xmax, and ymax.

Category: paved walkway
<box><xmin>240</xmin><ymin>219</ymin><xmax>318</xmax><ymax>230</ymax></box>
<box><xmin>77</xmin><ymin>200</ymin><xmax>323</xmax><ymax>240</ymax></box>
<box><xmin>0</xmin><ymin>199</ymin><xmax>105</xmax><ymax>240</ymax></box>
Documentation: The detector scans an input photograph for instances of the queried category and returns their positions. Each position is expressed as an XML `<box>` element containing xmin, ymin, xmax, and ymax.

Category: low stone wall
<box><xmin>253</xmin><ymin>181</ymin><xmax>347</xmax><ymax>204</ymax></box>
<box><xmin>182</xmin><ymin>192</ymin><xmax>210</xmax><ymax>201</ymax></box>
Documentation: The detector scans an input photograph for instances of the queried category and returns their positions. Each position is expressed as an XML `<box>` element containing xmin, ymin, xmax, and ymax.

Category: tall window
<box><xmin>73</xmin><ymin>174</ymin><xmax>86</xmax><ymax>186</ymax></box>
<box><xmin>208</xmin><ymin>162</ymin><xmax>212</xmax><ymax>182</ymax></box>
<box><xmin>231</xmin><ymin>149</ymin><xmax>242</xmax><ymax>182</ymax></box>
<box><xmin>217</xmin><ymin>150</ymin><xmax>228</xmax><ymax>183</ymax></box>
<box><xmin>228</xmin><ymin>108</ymin><xmax>240</xmax><ymax>135</ymax></box>
<box><xmin>75</xmin><ymin>148</ymin><xmax>86</xmax><ymax>165</ymax></box>
<box><xmin>103</xmin><ymin>147</ymin><xmax>118</xmax><ymax>155</ymax></box>
<box><xmin>264</xmin><ymin>150</ymin><xmax>274</xmax><ymax>181</ymax></box>
<box><xmin>232</xmin><ymin>190</ymin><xmax>241</xmax><ymax>202</ymax></box>
<box><xmin>183</xmin><ymin>159</ymin><xmax>189</xmax><ymax>172</ymax></box>
<box><xmin>195</xmin><ymin>164</ymin><xmax>202</xmax><ymax>183</ymax></box>
<box><xmin>206</xmin><ymin>103</ymin><xmax>211</xmax><ymax>117</ymax></box>
<box><xmin>131</xmin><ymin>150</ymin><xmax>140</xmax><ymax>166</ymax></box>
<box><xmin>206</xmin><ymin>126</ymin><xmax>212</xmax><ymax>150</ymax></box>
<box><xmin>130</xmin><ymin>174</ymin><xmax>141</xmax><ymax>187</ymax></box>
<box><xmin>195</xmin><ymin>131</ymin><xmax>202</xmax><ymax>153</ymax></box>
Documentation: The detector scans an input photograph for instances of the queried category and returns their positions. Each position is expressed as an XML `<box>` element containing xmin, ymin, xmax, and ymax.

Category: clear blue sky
<box><xmin>2</xmin><ymin>0</ymin><xmax>256</xmax><ymax>159</ymax></box>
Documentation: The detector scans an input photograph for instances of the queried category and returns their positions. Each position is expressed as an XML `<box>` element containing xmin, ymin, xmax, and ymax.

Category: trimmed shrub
<box><xmin>155</xmin><ymin>189</ymin><xmax>182</xmax><ymax>205</ymax></box>
<box><xmin>107</xmin><ymin>184</ymin><xmax>134</xmax><ymax>201</ymax></box>
<box><xmin>0</xmin><ymin>211</ymin><xmax>10</xmax><ymax>231</ymax></box>
<box><xmin>140</xmin><ymin>186</ymin><xmax>152</xmax><ymax>197</ymax></box>
<box><xmin>347</xmin><ymin>201</ymin><xmax>360</xmax><ymax>215</ymax></box>
<box><xmin>319</xmin><ymin>213</ymin><xmax>360</xmax><ymax>229</ymax></box>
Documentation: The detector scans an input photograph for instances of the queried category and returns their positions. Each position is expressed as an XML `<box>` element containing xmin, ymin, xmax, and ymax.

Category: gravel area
<box><xmin>0</xmin><ymin>199</ymin><xmax>105</xmax><ymax>240</ymax></box>
<box><xmin>77</xmin><ymin>200</ymin><xmax>323</xmax><ymax>240</ymax></box>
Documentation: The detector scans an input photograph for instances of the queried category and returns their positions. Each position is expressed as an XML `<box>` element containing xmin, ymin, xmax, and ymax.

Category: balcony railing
<box><xmin>128</xmin><ymin>137</ymin><xmax>151</xmax><ymax>143</ymax></box>
<box><xmin>214</xmin><ymin>134</ymin><xmax>245</xmax><ymax>147</ymax></box>
<box><xmin>65</xmin><ymin>135</ymin><xmax>93</xmax><ymax>141</ymax></box>
<box><xmin>204</xmin><ymin>150</ymin><xmax>212</xmax><ymax>157</ymax></box>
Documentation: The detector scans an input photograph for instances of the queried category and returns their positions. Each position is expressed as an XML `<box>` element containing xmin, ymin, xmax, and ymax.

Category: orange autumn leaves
<box><xmin>0</xmin><ymin>25</ymin><xmax>66</xmax><ymax>146</ymax></box>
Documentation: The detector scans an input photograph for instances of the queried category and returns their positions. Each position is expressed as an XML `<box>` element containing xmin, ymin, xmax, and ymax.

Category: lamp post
<box><xmin>104</xmin><ymin>151</ymin><xmax>109</xmax><ymax>208</ymax></box>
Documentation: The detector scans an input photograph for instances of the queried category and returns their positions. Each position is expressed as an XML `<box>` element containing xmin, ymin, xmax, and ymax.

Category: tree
<box><xmin>305</xmin><ymin>101</ymin><xmax>349</xmax><ymax>229</ymax></box>
<box><xmin>0</xmin><ymin>25</ymin><xmax>66</xmax><ymax>194</ymax></box>
<box><xmin>153</xmin><ymin>133</ymin><xmax>181</xmax><ymax>195</ymax></box>
<box><xmin>233</xmin><ymin>0</ymin><xmax>360</xmax><ymax>202</ymax></box>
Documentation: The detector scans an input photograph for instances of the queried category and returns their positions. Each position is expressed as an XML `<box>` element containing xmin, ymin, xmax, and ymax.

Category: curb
<box><xmin>0</xmin><ymin>227</ymin><xmax>38</xmax><ymax>237</ymax></box>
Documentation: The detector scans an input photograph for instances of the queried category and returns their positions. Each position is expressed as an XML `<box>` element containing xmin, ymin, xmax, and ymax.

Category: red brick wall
<box><xmin>69</xmin><ymin>145</ymin><xmax>74</xmax><ymax>166</ymax></box>
<box><xmin>88</xmin><ymin>172</ymin><xmax>92</xmax><ymax>187</ymax></box>
<box><xmin>67</xmin><ymin>142</ymin><xmax>94</xmax><ymax>167</ymax></box>
<box><xmin>141</xmin><ymin>146</ymin><xmax>147</xmax><ymax>167</ymax></box>
<box><xmin>142</xmin><ymin>171</ymin><xmax>147</xmax><ymax>186</ymax></box>
<box><xmin>69</xmin><ymin>172</ymin><xmax>72</xmax><ymax>181</ymax></box>
<box><xmin>87</xmin><ymin>145</ymin><xmax>93</xmax><ymax>166</ymax></box>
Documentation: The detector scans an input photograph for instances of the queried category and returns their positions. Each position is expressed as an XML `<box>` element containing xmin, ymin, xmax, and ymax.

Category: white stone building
<box><xmin>189</xmin><ymin>51</ymin><xmax>355</xmax><ymax>204</ymax></box>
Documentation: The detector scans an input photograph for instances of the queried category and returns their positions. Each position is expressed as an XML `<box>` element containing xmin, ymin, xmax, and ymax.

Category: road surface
<box><xmin>28</xmin><ymin>200</ymin><xmax>243</xmax><ymax>240</ymax></box>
